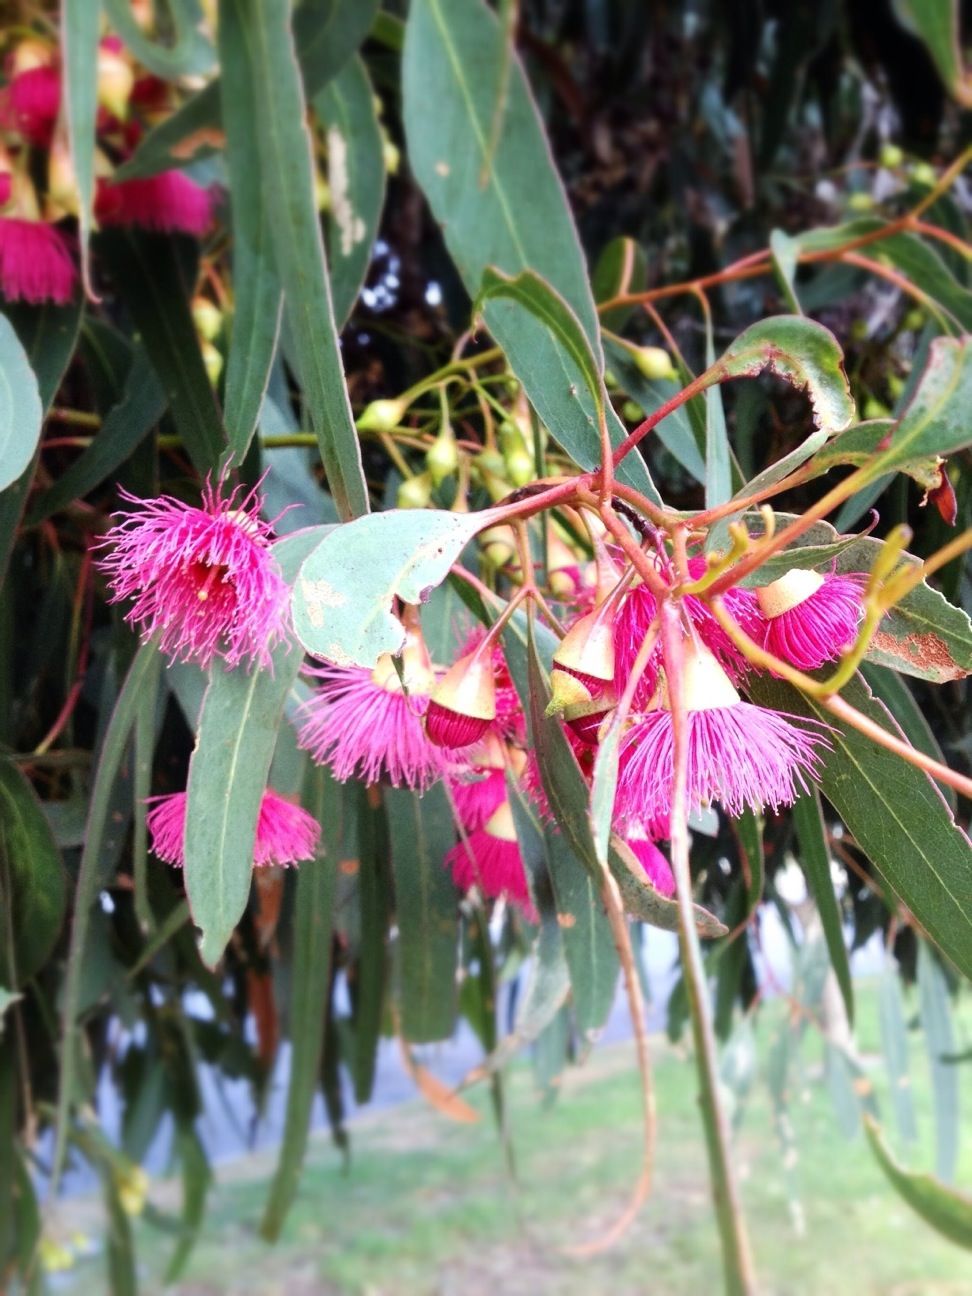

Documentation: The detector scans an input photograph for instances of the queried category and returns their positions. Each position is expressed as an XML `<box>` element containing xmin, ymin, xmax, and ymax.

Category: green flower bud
<box><xmin>622</xmin><ymin>400</ymin><xmax>644</xmax><ymax>423</ymax></box>
<box><xmin>879</xmin><ymin>142</ymin><xmax>904</xmax><ymax>169</ymax></box>
<box><xmin>903</xmin><ymin>309</ymin><xmax>925</xmax><ymax>332</ymax></box>
<box><xmin>910</xmin><ymin>161</ymin><xmax>936</xmax><ymax>188</ymax></box>
<box><xmin>201</xmin><ymin>340</ymin><xmax>224</xmax><ymax>387</ymax></box>
<box><xmin>633</xmin><ymin>345</ymin><xmax>676</xmax><ymax>381</ymax></box>
<box><xmin>847</xmin><ymin>192</ymin><xmax>874</xmax><ymax>212</ymax></box>
<box><xmin>192</xmin><ymin>296</ymin><xmax>222</xmax><ymax>342</ymax></box>
<box><xmin>505</xmin><ymin>448</ymin><xmax>534</xmax><ymax>486</ymax></box>
<box><xmin>358</xmin><ymin>398</ymin><xmax>407</xmax><ymax>432</ymax></box>
<box><xmin>426</xmin><ymin>425</ymin><xmax>459</xmax><ymax>485</ymax></box>
<box><xmin>862</xmin><ymin>397</ymin><xmax>890</xmax><ymax>420</ymax></box>
<box><xmin>397</xmin><ymin>472</ymin><xmax>432</xmax><ymax>509</ymax></box>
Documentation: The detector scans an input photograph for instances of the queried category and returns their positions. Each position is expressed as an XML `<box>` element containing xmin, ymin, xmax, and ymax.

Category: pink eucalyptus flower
<box><xmin>446</xmin><ymin>802</ymin><xmax>537</xmax><ymax>919</ymax></box>
<box><xmin>457</xmin><ymin>627</ymin><xmax>524</xmax><ymax>741</ymax></box>
<box><xmin>614</xmin><ymin>557</ymin><xmax>761</xmax><ymax>707</ymax></box>
<box><xmin>96</xmin><ymin>170</ymin><xmax>214</xmax><ymax>236</ymax></box>
<box><xmin>449</xmin><ymin>766</ymin><xmax>508</xmax><ymax>829</ymax></box>
<box><xmin>615</xmin><ymin>644</ymin><xmax>828</xmax><ymax>834</ymax></box>
<box><xmin>147</xmin><ymin>788</ymin><xmax>319</xmax><ymax>868</ymax></box>
<box><xmin>625</xmin><ymin>831</ymin><xmax>675</xmax><ymax>897</ymax></box>
<box><xmin>96</xmin><ymin>479</ymin><xmax>289</xmax><ymax>669</ymax></box>
<box><xmin>0</xmin><ymin>217</ymin><xmax>76</xmax><ymax>304</ymax></box>
<box><xmin>757</xmin><ymin>568</ymin><xmax>866</xmax><ymax>671</ymax></box>
<box><xmin>0</xmin><ymin>64</ymin><xmax>61</xmax><ymax>146</ymax></box>
<box><xmin>298</xmin><ymin>638</ymin><xmax>448</xmax><ymax>790</ymax></box>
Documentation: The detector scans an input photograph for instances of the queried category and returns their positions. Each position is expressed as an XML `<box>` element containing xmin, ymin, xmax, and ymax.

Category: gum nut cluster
<box><xmin>96</xmin><ymin>477</ymin><xmax>291</xmax><ymax>670</ymax></box>
<box><xmin>0</xmin><ymin>33</ymin><xmax>215</xmax><ymax>304</ymax></box>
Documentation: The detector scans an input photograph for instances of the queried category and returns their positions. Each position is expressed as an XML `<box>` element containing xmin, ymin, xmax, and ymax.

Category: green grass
<box><xmin>64</xmin><ymin>980</ymin><xmax>972</xmax><ymax>1294</ymax></box>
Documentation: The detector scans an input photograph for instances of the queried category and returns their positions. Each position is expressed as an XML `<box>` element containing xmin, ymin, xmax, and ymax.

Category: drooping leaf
<box><xmin>232</xmin><ymin>0</ymin><xmax>369</xmax><ymax>521</ymax></box>
<box><xmin>804</xmin><ymin>418</ymin><xmax>945</xmax><ymax>495</ymax></box>
<box><xmin>292</xmin><ymin>509</ymin><xmax>483</xmax><ymax>667</ymax></box>
<box><xmin>165</xmin><ymin>1126</ymin><xmax>212</xmax><ymax>1283</ymax></box>
<box><xmin>704</xmin><ymin>316</ymin><xmax>732</xmax><ymax>513</ymax></box>
<box><xmin>61</xmin><ymin>0</ymin><xmax>99</xmax><ymax>287</ymax></box>
<box><xmin>386</xmin><ymin>783</ymin><xmax>459</xmax><ymax>1043</ymax></box>
<box><xmin>218</xmin><ymin>0</ymin><xmax>283</xmax><ymax>463</ymax></box>
<box><xmin>184</xmin><ymin>529</ymin><xmax>326</xmax><ymax>966</ymax></box>
<box><xmin>260</xmin><ymin>766</ymin><xmax>338</xmax><ymax>1241</ymax></box>
<box><xmin>0</xmin><ymin>313</ymin><xmax>43</xmax><ymax>494</ymax></box>
<box><xmin>117</xmin><ymin>0</ymin><xmax>380</xmax><ymax>179</ymax></box>
<box><xmin>878</xmin><ymin>962</ymin><xmax>918</xmax><ymax>1145</ymax></box>
<box><xmin>97</xmin><ymin>231</ymin><xmax>225</xmax><ymax>475</ymax></box>
<box><xmin>403</xmin><ymin>0</ymin><xmax>658</xmax><ymax>502</ymax></box>
<box><xmin>27</xmin><ymin>349</ymin><xmax>165</xmax><ymax>525</ymax></box>
<box><xmin>352</xmin><ymin>784</ymin><xmax>390</xmax><ymax>1103</ymax></box>
<box><xmin>748</xmin><ymin>672</ymin><xmax>972</xmax><ymax>979</ymax></box>
<box><xmin>103</xmin><ymin>0</ymin><xmax>215</xmax><ymax>78</ymax></box>
<box><xmin>868</xmin><ymin>335</ymin><xmax>972</xmax><ymax>477</ymax></box>
<box><xmin>52</xmin><ymin>639</ymin><xmax>162</xmax><ymax>1188</ymax></box>
<box><xmin>792</xmin><ymin>790</ymin><xmax>853</xmax><ymax>1024</ymax></box>
<box><xmin>864</xmin><ymin>1116</ymin><xmax>972</xmax><ymax>1250</ymax></box>
<box><xmin>0</xmin><ymin>760</ymin><xmax>68</xmax><ymax>987</ymax></box>
<box><xmin>315</xmin><ymin>56</ymin><xmax>387</xmax><ymax>329</ymax></box>
<box><xmin>918</xmin><ymin>940</ymin><xmax>959</xmax><ymax>1183</ymax></box>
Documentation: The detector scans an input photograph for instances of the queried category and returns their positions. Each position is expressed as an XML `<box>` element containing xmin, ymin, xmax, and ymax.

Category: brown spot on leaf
<box><xmin>170</xmin><ymin>127</ymin><xmax>226</xmax><ymax>159</ymax></box>
<box><xmin>870</xmin><ymin>629</ymin><xmax>967</xmax><ymax>682</ymax></box>
<box><xmin>557</xmin><ymin>912</ymin><xmax>576</xmax><ymax>928</ymax></box>
<box><xmin>339</xmin><ymin>857</ymin><xmax>359</xmax><ymax>876</ymax></box>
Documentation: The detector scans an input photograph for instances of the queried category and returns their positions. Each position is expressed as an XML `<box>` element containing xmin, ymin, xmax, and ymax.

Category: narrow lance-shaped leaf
<box><xmin>236</xmin><ymin>0</ymin><xmax>369</xmax><ymax>521</ymax></box>
<box><xmin>218</xmin><ymin>0</ymin><xmax>283</xmax><ymax>463</ymax></box>
<box><xmin>403</xmin><ymin>0</ymin><xmax>658</xmax><ymax>503</ymax></box>
<box><xmin>315</xmin><ymin>56</ymin><xmax>387</xmax><ymax>329</ymax></box>
<box><xmin>116</xmin><ymin>0</ymin><xmax>380</xmax><ymax>179</ymax></box>
<box><xmin>748</xmin><ymin>672</ymin><xmax>972</xmax><ymax>979</ymax></box>
<box><xmin>792</xmin><ymin>789</ymin><xmax>853</xmax><ymax>1024</ymax></box>
<box><xmin>96</xmin><ymin>231</ymin><xmax>225</xmax><ymax>475</ymax></box>
<box><xmin>878</xmin><ymin>961</ymin><xmax>918</xmax><ymax>1145</ymax></box>
<box><xmin>260</xmin><ymin>765</ymin><xmax>338</xmax><ymax>1241</ymax></box>
<box><xmin>61</xmin><ymin>0</ymin><xmax>99</xmax><ymax>291</ymax></box>
<box><xmin>864</xmin><ymin>1115</ymin><xmax>972</xmax><ymax>1250</ymax></box>
<box><xmin>52</xmin><ymin>640</ymin><xmax>162</xmax><ymax>1188</ymax></box>
<box><xmin>867</xmin><ymin>336</ymin><xmax>972</xmax><ymax>478</ymax></box>
<box><xmin>386</xmin><ymin>784</ymin><xmax>459</xmax><ymax>1043</ymax></box>
<box><xmin>102</xmin><ymin>0</ymin><xmax>215</xmax><ymax>77</ymax></box>
<box><xmin>0</xmin><ymin>760</ymin><xmax>68</xmax><ymax>986</ymax></box>
<box><xmin>918</xmin><ymin>940</ymin><xmax>959</xmax><ymax>1183</ymax></box>
<box><xmin>184</xmin><ymin>528</ymin><xmax>327</xmax><ymax>965</ymax></box>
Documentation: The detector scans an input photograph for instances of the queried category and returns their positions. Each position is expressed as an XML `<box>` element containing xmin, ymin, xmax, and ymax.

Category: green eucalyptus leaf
<box><xmin>386</xmin><ymin>784</ymin><xmax>459</xmax><ymax>1043</ymax></box>
<box><xmin>235</xmin><ymin>0</ymin><xmax>369</xmax><ymax>520</ymax></box>
<box><xmin>864</xmin><ymin>1116</ymin><xmax>972</xmax><ymax>1250</ymax></box>
<box><xmin>918</xmin><ymin>941</ymin><xmax>959</xmax><ymax>1182</ymax></box>
<box><xmin>315</xmin><ymin>56</ymin><xmax>387</xmax><ymax>329</ymax></box>
<box><xmin>184</xmin><ymin>528</ymin><xmax>327</xmax><ymax>966</ymax></box>
<box><xmin>103</xmin><ymin>0</ymin><xmax>215</xmax><ymax>77</ymax></box>
<box><xmin>897</xmin><ymin>0</ymin><xmax>970</xmax><ymax>105</ymax></box>
<box><xmin>0</xmin><ymin>313</ymin><xmax>42</xmax><ymax>494</ymax></box>
<box><xmin>218</xmin><ymin>0</ymin><xmax>283</xmax><ymax>463</ymax></box>
<box><xmin>0</xmin><ymin>760</ymin><xmax>68</xmax><ymax>987</ymax></box>
<box><xmin>805</xmin><ymin>418</ymin><xmax>944</xmax><ymax>494</ymax></box>
<box><xmin>292</xmin><ymin>509</ymin><xmax>484</xmax><ymax>667</ymax></box>
<box><xmin>61</xmin><ymin>0</ymin><xmax>99</xmax><ymax>284</ymax></box>
<box><xmin>403</xmin><ymin>0</ymin><xmax>658</xmax><ymax>502</ymax></box>
<box><xmin>260</xmin><ymin>765</ymin><xmax>338</xmax><ymax>1242</ymax></box>
<box><xmin>748</xmin><ymin>672</ymin><xmax>972</xmax><ymax>979</ymax></box>
<box><xmin>792</xmin><ymin>790</ymin><xmax>853</xmax><ymax>1024</ymax></box>
<box><xmin>878</xmin><ymin>964</ymin><xmax>918</xmax><ymax>1145</ymax></box>
<box><xmin>96</xmin><ymin>231</ymin><xmax>225</xmax><ymax>475</ymax></box>
<box><xmin>869</xmin><ymin>335</ymin><xmax>972</xmax><ymax>477</ymax></box>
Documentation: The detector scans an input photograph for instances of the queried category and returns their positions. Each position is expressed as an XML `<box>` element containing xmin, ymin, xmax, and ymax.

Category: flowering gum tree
<box><xmin>2</xmin><ymin>2</ymin><xmax>972</xmax><ymax>1292</ymax></box>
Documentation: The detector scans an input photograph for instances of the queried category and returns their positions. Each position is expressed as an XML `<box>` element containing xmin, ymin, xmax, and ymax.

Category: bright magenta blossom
<box><xmin>757</xmin><ymin>568</ymin><xmax>865</xmax><ymax>671</ymax></box>
<box><xmin>147</xmin><ymin>789</ymin><xmax>319</xmax><ymax>868</ymax></box>
<box><xmin>445</xmin><ymin>802</ymin><xmax>536</xmax><ymax>919</ymax></box>
<box><xmin>96</xmin><ymin>171</ymin><xmax>214</xmax><ymax>236</ymax></box>
<box><xmin>449</xmin><ymin>766</ymin><xmax>508</xmax><ymax>830</ymax></box>
<box><xmin>614</xmin><ymin>555</ymin><xmax>761</xmax><ymax>706</ymax></box>
<box><xmin>0</xmin><ymin>216</ymin><xmax>76</xmax><ymax>304</ymax></box>
<box><xmin>298</xmin><ymin>646</ymin><xmax>449</xmax><ymax>790</ymax></box>
<box><xmin>0</xmin><ymin>64</ymin><xmax>61</xmax><ymax>146</ymax></box>
<box><xmin>97</xmin><ymin>480</ymin><xmax>289</xmax><ymax>669</ymax></box>
<box><xmin>615</xmin><ymin>645</ymin><xmax>828</xmax><ymax>834</ymax></box>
